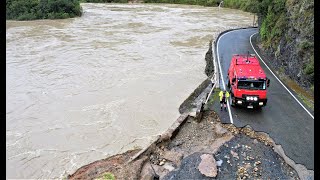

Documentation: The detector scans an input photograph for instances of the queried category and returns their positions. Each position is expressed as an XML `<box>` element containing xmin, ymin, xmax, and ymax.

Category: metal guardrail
<box><xmin>204</xmin><ymin>33</ymin><xmax>220</xmax><ymax>105</ymax></box>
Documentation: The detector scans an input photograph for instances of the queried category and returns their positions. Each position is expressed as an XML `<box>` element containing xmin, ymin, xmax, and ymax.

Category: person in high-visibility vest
<box><xmin>219</xmin><ymin>90</ymin><xmax>229</xmax><ymax>111</ymax></box>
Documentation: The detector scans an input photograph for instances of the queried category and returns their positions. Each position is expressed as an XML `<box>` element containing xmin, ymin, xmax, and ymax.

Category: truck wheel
<box><xmin>230</xmin><ymin>93</ymin><xmax>235</xmax><ymax>107</ymax></box>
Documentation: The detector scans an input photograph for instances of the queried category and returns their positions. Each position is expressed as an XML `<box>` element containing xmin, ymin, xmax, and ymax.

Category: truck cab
<box><xmin>227</xmin><ymin>54</ymin><xmax>270</xmax><ymax>109</ymax></box>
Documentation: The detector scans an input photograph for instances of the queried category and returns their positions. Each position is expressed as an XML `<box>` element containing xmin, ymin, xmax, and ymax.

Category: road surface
<box><xmin>213</xmin><ymin>28</ymin><xmax>314</xmax><ymax>170</ymax></box>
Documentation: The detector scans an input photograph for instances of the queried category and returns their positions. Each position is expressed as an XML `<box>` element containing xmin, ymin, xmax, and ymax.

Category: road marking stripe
<box><xmin>249</xmin><ymin>32</ymin><xmax>314</xmax><ymax>119</ymax></box>
<box><xmin>216</xmin><ymin>30</ymin><xmax>235</xmax><ymax>124</ymax></box>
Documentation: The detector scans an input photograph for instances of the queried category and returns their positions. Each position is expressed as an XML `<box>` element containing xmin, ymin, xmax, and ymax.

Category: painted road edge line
<box><xmin>216</xmin><ymin>31</ymin><xmax>235</xmax><ymax>124</ymax></box>
<box><xmin>249</xmin><ymin>32</ymin><xmax>314</xmax><ymax>120</ymax></box>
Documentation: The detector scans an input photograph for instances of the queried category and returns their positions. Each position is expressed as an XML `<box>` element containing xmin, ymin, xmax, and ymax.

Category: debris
<box><xmin>244</xmin><ymin>163</ymin><xmax>251</xmax><ymax>169</ymax></box>
<box><xmin>237</xmin><ymin>166</ymin><xmax>248</xmax><ymax>179</ymax></box>
<box><xmin>215</xmin><ymin>123</ymin><xmax>228</xmax><ymax>135</ymax></box>
<box><xmin>216</xmin><ymin>159</ymin><xmax>223</xmax><ymax>167</ymax></box>
<box><xmin>162</xmin><ymin>150</ymin><xmax>183</xmax><ymax>166</ymax></box>
<box><xmin>254</xmin><ymin>161</ymin><xmax>261</xmax><ymax>166</ymax></box>
<box><xmin>163</xmin><ymin>162</ymin><xmax>175</xmax><ymax>171</ymax></box>
<box><xmin>230</xmin><ymin>150</ymin><xmax>239</xmax><ymax>159</ymax></box>
<box><xmin>241</xmin><ymin>152</ymin><xmax>246</xmax><ymax>157</ymax></box>
<box><xmin>198</xmin><ymin>154</ymin><xmax>217</xmax><ymax>177</ymax></box>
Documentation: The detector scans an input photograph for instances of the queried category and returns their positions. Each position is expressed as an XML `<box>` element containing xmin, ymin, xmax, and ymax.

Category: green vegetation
<box><xmin>223</xmin><ymin>0</ymin><xmax>313</xmax><ymax>91</ymax></box>
<box><xmin>205</xmin><ymin>88</ymin><xmax>220</xmax><ymax>110</ymax></box>
<box><xmin>6</xmin><ymin>0</ymin><xmax>82</xmax><ymax>20</ymax></box>
<box><xmin>303</xmin><ymin>55</ymin><xmax>314</xmax><ymax>81</ymax></box>
<box><xmin>222</xmin><ymin>0</ymin><xmax>287</xmax><ymax>49</ymax></box>
<box><xmin>98</xmin><ymin>172</ymin><xmax>116</xmax><ymax>180</ymax></box>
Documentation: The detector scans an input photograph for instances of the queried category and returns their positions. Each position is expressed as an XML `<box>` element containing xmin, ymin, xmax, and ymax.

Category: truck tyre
<box><xmin>230</xmin><ymin>93</ymin><xmax>235</xmax><ymax>107</ymax></box>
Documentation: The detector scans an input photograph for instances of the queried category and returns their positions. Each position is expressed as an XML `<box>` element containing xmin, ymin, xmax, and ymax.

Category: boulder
<box><xmin>198</xmin><ymin>154</ymin><xmax>217</xmax><ymax>177</ymax></box>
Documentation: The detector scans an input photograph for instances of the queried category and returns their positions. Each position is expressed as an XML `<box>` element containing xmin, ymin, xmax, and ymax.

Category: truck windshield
<box><xmin>237</xmin><ymin>80</ymin><xmax>266</xmax><ymax>90</ymax></box>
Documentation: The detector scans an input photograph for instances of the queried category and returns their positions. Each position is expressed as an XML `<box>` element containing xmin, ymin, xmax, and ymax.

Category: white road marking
<box><xmin>249</xmin><ymin>32</ymin><xmax>314</xmax><ymax>119</ymax></box>
<box><xmin>216</xmin><ymin>30</ymin><xmax>235</xmax><ymax>124</ymax></box>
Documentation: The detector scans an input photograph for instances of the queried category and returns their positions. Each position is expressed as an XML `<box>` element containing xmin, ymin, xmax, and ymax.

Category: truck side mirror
<box><xmin>266</xmin><ymin>78</ymin><xmax>270</xmax><ymax>87</ymax></box>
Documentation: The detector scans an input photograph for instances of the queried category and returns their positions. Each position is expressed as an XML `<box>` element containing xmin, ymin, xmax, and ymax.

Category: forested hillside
<box><xmin>6</xmin><ymin>0</ymin><xmax>82</xmax><ymax>20</ymax></box>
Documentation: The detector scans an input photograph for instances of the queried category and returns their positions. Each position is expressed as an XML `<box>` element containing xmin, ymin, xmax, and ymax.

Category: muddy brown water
<box><xmin>6</xmin><ymin>3</ymin><xmax>253</xmax><ymax>178</ymax></box>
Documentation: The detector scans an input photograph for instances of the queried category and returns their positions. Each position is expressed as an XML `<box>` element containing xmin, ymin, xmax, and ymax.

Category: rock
<box><xmin>253</xmin><ymin>139</ymin><xmax>259</xmax><ymax>144</ymax></box>
<box><xmin>163</xmin><ymin>162</ymin><xmax>175</xmax><ymax>171</ymax></box>
<box><xmin>172</xmin><ymin>141</ymin><xmax>184</xmax><ymax>147</ymax></box>
<box><xmin>244</xmin><ymin>163</ymin><xmax>251</xmax><ymax>169</ymax></box>
<box><xmin>215</xmin><ymin>123</ymin><xmax>228</xmax><ymax>135</ymax></box>
<box><xmin>230</xmin><ymin>150</ymin><xmax>239</xmax><ymax>159</ymax></box>
<box><xmin>241</xmin><ymin>152</ymin><xmax>246</xmax><ymax>157</ymax></box>
<box><xmin>162</xmin><ymin>150</ymin><xmax>183</xmax><ymax>166</ymax></box>
<box><xmin>140</xmin><ymin>162</ymin><xmax>155</xmax><ymax>180</ymax></box>
<box><xmin>189</xmin><ymin>111</ymin><xmax>197</xmax><ymax>117</ymax></box>
<box><xmin>216</xmin><ymin>159</ymin><xmax>223</xmax><ymax>167</ymax></box>
<box><xmin>159</xmin><ymin>161</ymin><xmax>165</xmax><ymax>166</ymax></box>
<box><xmin>160</xmin><ymin>131</ymin><xmax>172</xmax><ymax>142</ymax></box>
<box><xmin>198</xmin><ymin>154</ymin><xmax>217</xmax><ymax>177</ymax></box>
<box><xmin>151</xmin><ymin>164</ymin><xmax>169</xmax><ymax>178</ymax></box>
<box><xmin>254</xmin><ymin>161</ymin><xmax>261</xmax><ymax>165</ymax></box>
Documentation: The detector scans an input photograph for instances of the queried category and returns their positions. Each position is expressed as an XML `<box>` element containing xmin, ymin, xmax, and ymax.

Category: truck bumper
<box><xmin>232</xmin><ymin>98</ymin><xmax>267</xmax><ymax>108</ymax></box>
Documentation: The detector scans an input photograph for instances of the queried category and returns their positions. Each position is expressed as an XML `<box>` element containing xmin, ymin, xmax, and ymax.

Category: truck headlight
<box><xmin>250</xmin><ymin>97</ymin><xmax>254</xmax><ymax>100</ymax></box>
<box><xmin>254</xmin><ymin>97</ymin><xmax>258</xmax><ymax>101</ymax></box>
<box><xmin>259</xmin><ymin>102</ymin><xmax>263</xmax><ymax>106</ymax></box>
<box><xmin>237</xmin><ymin>100</ymin><xmax>242</xmax><ymax>104</ymax></box>
<box><xmin>246</xmin><ymin>97</ymin><xmax>250</xmax><ymax>100</ymax></box>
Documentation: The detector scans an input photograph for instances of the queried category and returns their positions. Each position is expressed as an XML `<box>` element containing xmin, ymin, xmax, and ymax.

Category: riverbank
<box><xmin>67</xmin><ymin>110</ymin><xmax>301</xmax><ymax>179</ymax></box>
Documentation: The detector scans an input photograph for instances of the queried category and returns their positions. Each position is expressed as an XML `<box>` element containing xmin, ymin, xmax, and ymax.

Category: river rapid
<box><xmin>6</xmin><ymin>3</ymin><xmax>253</xmax><ymax>178</ymax></box>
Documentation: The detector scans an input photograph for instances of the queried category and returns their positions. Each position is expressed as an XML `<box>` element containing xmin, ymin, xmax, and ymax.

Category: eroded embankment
<box><xmin>67</xmin><ymin>110</ymin><xmax>300</xmax><ymax>180</ymax></box>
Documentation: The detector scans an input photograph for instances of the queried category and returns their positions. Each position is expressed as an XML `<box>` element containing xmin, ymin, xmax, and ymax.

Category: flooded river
<box><xmin>6</xmin><ymin>3</ymin><xmax>253</xmax><ymax>178</ymax></box>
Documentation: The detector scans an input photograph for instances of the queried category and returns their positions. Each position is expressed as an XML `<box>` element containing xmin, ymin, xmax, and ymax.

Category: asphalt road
<box><xmin>214</xmin><ymin>28</ymin><xmax>314</xmax><ymax>170</ymax></box>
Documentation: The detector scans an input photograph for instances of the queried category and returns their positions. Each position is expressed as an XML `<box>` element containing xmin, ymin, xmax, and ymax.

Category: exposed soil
<box><xmin>67</xmin><ymin>111</ymin><xmax>299</xmax><ymax>180</ymax></box>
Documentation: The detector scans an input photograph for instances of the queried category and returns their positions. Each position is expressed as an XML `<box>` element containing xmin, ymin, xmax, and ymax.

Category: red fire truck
<box><xmin>227</xmin><ymin>54</ymin><xmax>270</xmax><ymax>109</ymax></box>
